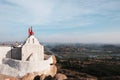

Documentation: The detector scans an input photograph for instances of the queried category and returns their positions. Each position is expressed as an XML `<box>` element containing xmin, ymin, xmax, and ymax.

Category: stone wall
<box><xmin>0</xmin><ymin>64</ymin><xmax>18</xmax><ymax>77</ymax></box>
<box><xmin>2</xmin><ymin>56</ymin><xmax>54</xmax><ymax>77</ymax></box>
<box><xmin>0</xmin><ymin>46</ymin><xmax>11</xmax><ymax>64</ymax></box>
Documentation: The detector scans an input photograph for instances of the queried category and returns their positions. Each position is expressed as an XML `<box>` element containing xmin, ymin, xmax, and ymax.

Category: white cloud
<box><xmin>0</xmin><ymin>0</ymin><xmax>96</xmax><ymax>26</ymax></box>
<box><xmin>0</xmin><ymin>0</ymin><xmax>119</xmax><ymax>26</ymax></box>
<box><xmin>0</xmin><ymin>0</ymin><xmax>120</xmax><ymax>43</ymax></box>
<box><xmin>0</xmin><ymin>0</ymin><xmax>55</xmax><ymax>25</ymax></box>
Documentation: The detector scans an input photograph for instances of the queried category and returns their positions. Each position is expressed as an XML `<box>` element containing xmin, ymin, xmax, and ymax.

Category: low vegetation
<box><xmin>45</xmin><ymin>44</ymin><xmax>120</xmax><ymax>80</ymax></box>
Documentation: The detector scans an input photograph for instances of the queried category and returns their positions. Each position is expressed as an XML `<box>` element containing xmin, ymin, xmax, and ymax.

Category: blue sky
<box><xmin>0</xmin><ymin>0</ymin><xmax>120</xmax><ymax>43</ymax></box>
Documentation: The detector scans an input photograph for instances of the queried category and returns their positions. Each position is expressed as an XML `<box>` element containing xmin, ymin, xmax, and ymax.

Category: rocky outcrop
<box><xmin>21</xmin><ymin>73</ymin><xmax>67</xmax><ymax>80</ymax></box>
<box><xmin>21</xmin><ymin>72</ymin><xmax>53</xmax><ymax>80</ymax></box>
<box><xmin>0</xmin><ymin>74</ymin><xmax>18</xmax><ymax>80</ymax></box>
<box><xmin>45</xmin><ymin>65</ymin><xmax>57</xmax><ymax>77</ymax></box>
<box><xmin>44</xmin><ymin>55</ymin><xmax>57</xmax><ymax>64</ymax></box>
<box><xmin>21</xmin><ymin>72</ymin><xmax>39</xmax><ymax>80</ymax></box>
<box><xmin>21</xmin><ymin>65</ymin><xmax>57</xmax><ymax>80</ymax></box>
<box><xmin>54</xmin><ymin>73</ymin><xmax>67</xmax><ymax>80</ymax></box>
<box><xmin>51</xmin><ymin>55</ymin><xmax>57</xmax><ymax>64</ymax></box>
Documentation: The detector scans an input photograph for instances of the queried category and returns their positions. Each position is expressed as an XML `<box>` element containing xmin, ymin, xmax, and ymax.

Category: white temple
<box><xmin>0</xmin><ymin>27</ymin><xmax>57</xmax><ymax>78</ymax></box>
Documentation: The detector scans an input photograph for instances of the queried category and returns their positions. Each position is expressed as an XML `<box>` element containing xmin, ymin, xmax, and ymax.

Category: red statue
<box><xmin>28</xmin><ymin>27</ymin><xmax>34</xmax><ymax>36</ymax></box>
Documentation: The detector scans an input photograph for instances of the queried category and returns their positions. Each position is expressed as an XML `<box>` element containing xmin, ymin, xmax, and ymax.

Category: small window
<box><xmin>28</xmin><ymin>39</ymin><xmax>30</xmax><ymax>43</ymax></box>
<box><xmin>33</xmin><ymin>38</ymin><xmax>34</xmax><ymax>43</ymax></box>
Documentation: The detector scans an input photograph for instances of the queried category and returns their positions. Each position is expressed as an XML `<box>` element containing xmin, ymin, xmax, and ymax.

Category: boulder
<box><xmin>0</xmin><ymin>74</ymin><xmax>18</xmax><ymax>80</ymax></box>
<box><xmin>21</xmin><ymin>72</ymin><xmax>52</xmax><ymax>80</ymax></box>
<box><xmin>21</xmin><ymin>73</ymin><xmax>35</xmax><ymax>80</ymax></box>
<box><xmin>43</xmin><ymin>65</ymin><xmax>57</xmax><ymax>77</ymax></box>
<box><xmin>54</xmin><ymin>73</ymin><xmax>67</xmax><ymax>80</ymax></box>
<box><xmin>51</xmin><ymin>55</ymin><xmax>57</xmax><ymax>64</ymax></box>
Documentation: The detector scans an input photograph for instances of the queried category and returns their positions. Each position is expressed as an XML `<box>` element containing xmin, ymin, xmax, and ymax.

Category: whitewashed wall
<box><xmin>2</xmin><ymin>57</ymin><xmax>53</xmax><ymax>77</ymax></box>
<box><xmin>22</xmin><ymin>36</ymin><xmax>44</xmax><ymax>61</ymax></box>
<box><xmin>0</xmin><ymin>46</ymin><xmax>11</xmax><ymax>64</ymax></box>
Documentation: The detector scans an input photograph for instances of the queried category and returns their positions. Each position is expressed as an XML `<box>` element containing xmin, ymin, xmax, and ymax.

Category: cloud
<box><xmin>0</xmin><ymin>0</ymin><xmax>120</xmax><ymax>26</ymax></box>
<box><xmin>0</xmin><ymin>0</ymin><xmax>54</xmax><ymax>25</ymax></box>
<box><xmin>0</xmin><ymin>0</ymin><xmax>120</xmax><ymax>43</ymax></box>
<box><xmin>0</xmin><ymin>0</ymin><xmax>96</xmax><ymax>26</ymax></box>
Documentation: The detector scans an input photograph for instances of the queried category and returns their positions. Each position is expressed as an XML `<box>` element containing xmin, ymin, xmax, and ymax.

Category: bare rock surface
<box><xmin>21</xmin><ymin>72</ymin><xmax>67</xmax><ymax>80</ymax></box>
<box><xmin>54</xmin><ymin>73</ymin><xmax>67</xmax><ymax>80</ymax></box>
<box><xmin>0</xmin><ymin>74</ymin><xmax>18</xmax><ymax>80</ymax></box>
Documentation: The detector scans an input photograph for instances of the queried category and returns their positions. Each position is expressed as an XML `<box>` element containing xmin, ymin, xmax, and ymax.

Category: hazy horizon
<box><xmin>0</xmin><ymin>0</ymin><xmax>120</xmax><ymax>44</ymax></box>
